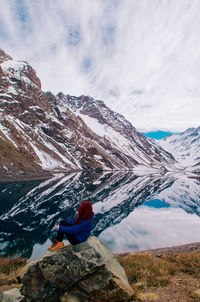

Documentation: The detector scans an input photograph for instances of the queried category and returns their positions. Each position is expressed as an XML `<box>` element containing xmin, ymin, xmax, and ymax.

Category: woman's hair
<box><xmin>73</xmin><ymin>201</ymin><xmax>93</xmax><ymax>225</ymax></box>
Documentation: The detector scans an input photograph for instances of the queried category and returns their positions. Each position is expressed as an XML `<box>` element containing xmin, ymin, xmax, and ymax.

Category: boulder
<box><xmin>20</xmin><ymin>236</ymin><xmax>134</xmax><ymax>302</ymax></box>
<box><xmin>0</xmin><ymin>288</ymin><xmax>25</xmax><ymax>302</ymax></box>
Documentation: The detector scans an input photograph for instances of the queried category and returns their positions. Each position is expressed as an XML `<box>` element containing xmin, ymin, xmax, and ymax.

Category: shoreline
<box><xmin>0</xmin><ymin>174</ymin><xmax>53</xmax><ymax>183</ymax></box>
<box><xmin>1</xmin><ymin>242</ymin><xmax>200</xmax><ymax>300</ymax></box>
<box><xmin>0</xmin><ymin>169</ymin><xmax>84</xmax><ymax>183</ymax></box>
<box><xmin>0</xmin><ymin>170</ymin><xmax>199</xmax><ymax>183</ymax></box>
<box><xmin>118</xmin><ymin>241</ymin><xmax>200</xmax><ymax>257</ymax></box>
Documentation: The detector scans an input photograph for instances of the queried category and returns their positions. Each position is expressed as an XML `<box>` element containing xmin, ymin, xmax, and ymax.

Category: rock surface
<box><xmin>0</xmin><ymin>288</ymin><xmax>24</xmax><ymax>302</ymax></box>
<box><xmin>20</xmin><ymin>236</ymin><xmax>134</xmax><ymax>302</ymax></box>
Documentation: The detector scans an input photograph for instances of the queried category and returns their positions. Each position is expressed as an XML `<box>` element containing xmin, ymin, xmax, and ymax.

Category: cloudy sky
<box><xmin>0</xmin><ymin>0</ymin><xmax>200</xmax><ymax>132</ymax></box>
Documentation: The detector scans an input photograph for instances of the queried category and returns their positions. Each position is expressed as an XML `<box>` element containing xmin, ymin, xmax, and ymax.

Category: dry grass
<box><xmin>1</xmin><ymin>252</ymin><xmax>200</xmax><ymax>301</ymax></box>
<box><xmin>118</xmin><ymin>252</ymin><xmax>177</xmax><ymax>289</ymax></box>
<box><xmin>190</xmin><ymin>289</ymin><xmax>200</xmax><ymax>298</ymax></box>
<box><xmin>136</xmin><ymin>292</ymin><xmax>158</xmax><ymax>301</ymax></box>
<box><xmin>0</xmin><ymin>257</ymin><xmax>27</xmax><ymax>287</ymax></box>
<box><xmin>166</xmin><ymin>253</ymin><xmax>200</xmax><ymax>277</ymax></box>
<box><xmin>118</xmin><ymin>252</ymin><xmax>200</xmax><ymax>301</ymax></box>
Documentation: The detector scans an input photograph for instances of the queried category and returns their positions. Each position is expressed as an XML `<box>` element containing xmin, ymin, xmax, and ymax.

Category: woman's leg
<box><xmin>48</xmin><ymin>220</ymin><xmax>80</xmax><ymax>250</ymax></box>
<box><xmin>57</xmin><ymin>220</ymin><xmax>81</xmax><ymax>245</ymax></box>
<box><xmin>56</xmin><ymin>220</ymin><xmax>71</xmax><ymax>242</ymax></box>
<box><xmin>65</xmin><ymin>233</ymin><xmax>81</xmax><ymax>245</ymax></box>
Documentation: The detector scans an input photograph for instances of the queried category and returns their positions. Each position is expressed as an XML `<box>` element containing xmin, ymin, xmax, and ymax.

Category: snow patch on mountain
<box><xmin>158</xmin><ymin>126</ymin><xmax>200</xmax><ymax>168</ymax></box>
<box><xmin>58</xmin><ymin>93</ymin><xmax>182</xmax><ymax>172</ymax></box>
<box><xmin>0</xmin><ymin>50</ymin><xmax>188</xmax><ymax>180</ymax></box>
<box><xmin>1</xmin><ymin>60</ymin><xmax>40</xmax><ymax>89</ymax></box>
<box><xmin>0</xmin><ymin>121</ymin><xmax>18</xmax><ymax>148</ymax></box>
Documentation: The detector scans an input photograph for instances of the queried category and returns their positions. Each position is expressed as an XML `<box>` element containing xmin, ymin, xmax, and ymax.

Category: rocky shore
<box><xmin>119</xmin><ymin>241</ymin><xmax>200</xmax><ymax>257</ymax></box>
<box><xmin>1</xmin><ymin>240</ymin><xmax>200</xmax><ymax>302</ymax></box>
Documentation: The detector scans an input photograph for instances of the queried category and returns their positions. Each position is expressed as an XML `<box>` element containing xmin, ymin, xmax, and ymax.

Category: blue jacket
<box><xmin>59</xmin><ymin>214</ymin><xmax>94</xmax><ymax>243</ymax></box>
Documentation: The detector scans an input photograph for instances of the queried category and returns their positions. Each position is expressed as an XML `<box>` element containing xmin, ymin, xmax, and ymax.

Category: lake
<box><xmin>0</xmin><ymin>171</ymin><xmax>200</xmax><ymax>260</ymax></box>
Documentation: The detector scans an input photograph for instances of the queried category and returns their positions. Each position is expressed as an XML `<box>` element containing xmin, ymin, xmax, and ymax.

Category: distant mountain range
<box><xmin>157</xmin><ymin>127</ymin><xmax>200</xmax><ymax>173</ymax></box>
<box><xmin>0</xmin><ymin>49</ymin><xmax>183</xmax><ymax>181</ymax></box>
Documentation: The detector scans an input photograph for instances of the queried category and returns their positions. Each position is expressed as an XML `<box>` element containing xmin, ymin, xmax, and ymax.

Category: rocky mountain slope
<box><xmin>0</xmin><ymin>49</ymin><xmax>180</xmax><ymax>180</ymax></box>
<box><xmin>157</xmin><ymin>127</ymin><xmax>200</xmax><ymax>172</ymax></box>
<box><xmin>56</xmin><ymin>93</ymin><xmax>179</xmax><ymax>172</ymax></box>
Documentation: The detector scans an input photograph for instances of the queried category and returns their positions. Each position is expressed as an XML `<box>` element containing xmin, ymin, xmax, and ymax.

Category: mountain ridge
<box><xmin>157</xmin><ymin>126</ymin><xmax>200</xmax><ymax>173</ymax></box>
<box><xmin>56</xmin><ymin>93</ymin><xmax>179</xmax><ymax>171</ymax></box>
<box><xmin>0</xmin><ymin>49</ymin><xmax>182</xmax><ymax>181</ymax></box>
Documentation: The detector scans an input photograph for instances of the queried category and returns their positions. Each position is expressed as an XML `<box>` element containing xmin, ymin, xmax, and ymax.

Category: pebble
<box><xmin>0</xmin><ymin>288</ymin><xmax>24</xmax><ymax>302</ymax></box>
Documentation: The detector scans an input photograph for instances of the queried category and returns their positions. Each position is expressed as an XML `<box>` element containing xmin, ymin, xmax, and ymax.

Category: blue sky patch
<box><xmin>67</xmin><ymin>26</ymin><xmax>81</xmax><ymax>46</ymax></box>
<box><xmin>82</xmin><ymin>58</ymin><xmax>92</xmax><ymax>73</ymax></box>
<box><xmin>0</xmin><ymin>21</ymin><xmax>7</xmax><ymax>40</ymax></box>
<box><xmin>102</xmin><ymin>26</ymin><xmax>115</xmax><ymax>46</ymax></box>
<box><xmin>16</xmin><ymin>0</ymin><xmax>28</xmax><ymax>23</ymax></box>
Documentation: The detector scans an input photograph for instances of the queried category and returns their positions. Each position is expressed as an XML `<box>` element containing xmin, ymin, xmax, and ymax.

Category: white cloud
<box><xmin>99</xmin><ymin>206</ymin><xmax>200</xmax><ymax>254</ymax></box>
<box><xmin>0</xmin><ymin>0</ymin><xmax>200</xmax><ymax>132</ymax></box>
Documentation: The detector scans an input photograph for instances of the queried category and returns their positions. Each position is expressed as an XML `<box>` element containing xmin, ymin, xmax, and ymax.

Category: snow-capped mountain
<box><xmin>157</xmin><ymin>127</ymin><xmax>200</xmax><ymax>171</ymax></box>
<box><xmin>0</xmin><ymin>49</ymin><xmax>180</xmax><ymax>180</ymax></box>
<box><xmin>57</xmin><ymin>93</ymin><xmax>179</xmax><ymax>171</ymax></box>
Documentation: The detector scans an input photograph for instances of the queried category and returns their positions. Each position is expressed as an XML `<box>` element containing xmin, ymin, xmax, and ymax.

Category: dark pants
<box><xmin>56</xmin><ymin>220</ymin><xmax>81</xmax><ymax>245</ymax></box>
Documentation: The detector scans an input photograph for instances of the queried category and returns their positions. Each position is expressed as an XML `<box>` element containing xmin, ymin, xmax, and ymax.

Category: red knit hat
<box><xmin>73</xmin><ymin>201</ymin><xmax>93</xmax><ymax>225</ymax></box>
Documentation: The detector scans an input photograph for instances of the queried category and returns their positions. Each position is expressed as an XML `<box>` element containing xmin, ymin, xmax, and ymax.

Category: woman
<box><xmin>48</xmin><ymin>201</ymin><xmax>94</xmax><ymax>251</ymax></box>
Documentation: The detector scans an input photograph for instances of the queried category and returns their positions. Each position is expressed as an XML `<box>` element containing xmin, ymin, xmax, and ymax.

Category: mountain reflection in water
<box><xmin>0</xmin><ymin>172</ymin><xmax>200</xmax><ymax>259</ymax></box>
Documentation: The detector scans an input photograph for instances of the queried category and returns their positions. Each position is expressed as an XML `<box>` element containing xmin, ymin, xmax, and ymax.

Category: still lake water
<box><xmin>0</xmin><ymin>171</ymin><xmax>200</xmax><ymax>259</ymax></box>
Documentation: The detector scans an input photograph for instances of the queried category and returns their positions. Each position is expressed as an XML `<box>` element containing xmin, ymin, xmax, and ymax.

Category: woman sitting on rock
<box><xmin>48</xmin><ymin>201</ymin><xmax>94</xmax><ymax>251</ymax></box>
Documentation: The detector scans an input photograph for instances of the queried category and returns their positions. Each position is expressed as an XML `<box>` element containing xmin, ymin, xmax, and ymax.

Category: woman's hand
<box><xmin>57</xmin><ymin>224</ymin><xmax>60</xmax><ymax>231</ymax></box>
